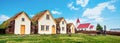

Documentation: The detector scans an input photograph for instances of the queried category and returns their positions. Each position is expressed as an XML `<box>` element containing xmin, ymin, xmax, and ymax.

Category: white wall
<box><xmin>14</xmin><ymin>13</ymin><xmax>31</xmax><ymax>34</ymax></box>
<box><xmin>70</xmin><ymin>25</ymin><xmax>75</xmax><ymax>33</ymax></box>
<box><xmin>59</xmin><ymin>19</ymin><xmax>67</xmax><ymax>34</ymax></box>
<box><xmin>38</xmin><ymin>12</ymin><xmax>56</xmax><ymax>34</ymax></box>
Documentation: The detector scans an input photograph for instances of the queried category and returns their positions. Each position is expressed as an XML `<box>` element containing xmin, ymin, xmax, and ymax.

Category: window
<box><xmin>46</xmin><ymin>25</ymin><xmax>49</xmax><ymax>31</ymax></box>
<box><xmin>46</xmin><ymin>15</ymin><xmax>49</xmax><ymax>20</ymax></box>
<box><xmin>10</xmin><ymin>21</ymin><xmax>14</xmax><ymax>24</ymax></box>
<box><xmin>22</xmin><ymin>18</ymin><xmax>25</xmax><ymax>21</ymax></box>
<box><xmin>62</xmin><ymin>21</ymin><xmax>64</xmax><ymax>24</ymax></box>
<box><xmin>62</xmin><ymin>27</ymin><xmax>64</xmax><ymax>31</ymax></box>
<box><xmin>41</xmin><ymin>25</ymin><xmax>44</xmax><ymax>31</ymax></box>
<box><xmin>8</xmin><ymin>26</ymin><xmax>12</xmax><ymax>28</ymax></box>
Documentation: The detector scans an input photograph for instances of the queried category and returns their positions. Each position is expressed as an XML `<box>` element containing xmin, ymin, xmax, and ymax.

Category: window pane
<box><xmin>46</xmin><ymin>15</ymin><xmax>49</xmax><ymax>20</ymax></box>
<box><xmin>46</xmin><ymin>25</ymin><xmax>49</xmax><ymax>31</ymax></box>
<box><xmin>62</xmin><ymin>21</ymin><xmax>64</xmax><ymax>24</ymax></box>
<box><xmin>62</xmin><ymin>27</ymin><xmax>64</xmax><ymax>31</ymax></box>
<box><xmin>41</xmin><ymin>25</ymin><xmax>44</xmax><ymax>31</ymax></box>
<box><xmin>22</xmin><ymin>18</ymin><xmax>24</xmax><ymax>21</ymax></box>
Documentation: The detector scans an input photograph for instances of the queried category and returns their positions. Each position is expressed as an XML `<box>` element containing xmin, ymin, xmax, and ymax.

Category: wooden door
<box><xmin>21</xmin><ymin>25</ymin><xmax>25</xmax><ymax>34</ymax></box>
<box><xmin>52</xmin><ymin>25</ymin><xmax>56</xmax><ymax>34</ymax></box>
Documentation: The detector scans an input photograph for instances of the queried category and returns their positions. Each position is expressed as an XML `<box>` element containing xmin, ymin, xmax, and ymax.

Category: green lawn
<box><xmin>0</xmin><ymin>33</ymin><xmax>120</xmax><ymax>43</ymax></box>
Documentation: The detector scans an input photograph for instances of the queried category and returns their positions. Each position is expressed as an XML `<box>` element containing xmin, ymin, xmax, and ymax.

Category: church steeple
<box><xmin>76</xmin><ymin>18</ymin><xmax>80</xmax><ymax>28</ymax></box>
<box><xmin>76</xmin><ymin>18</ymin><xmax>80</xmax><ymax>24</ymax></box>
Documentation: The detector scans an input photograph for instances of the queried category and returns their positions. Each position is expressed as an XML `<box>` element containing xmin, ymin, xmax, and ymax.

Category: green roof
<box><xmin>0</xmin><ymin>11</ymin><xmax>31</xmax><ymax>29</ymax></box>
<box><xmin>0</xmin><ymin>20</ymin><xmax>10</xmax><ymax>29</ymax></box>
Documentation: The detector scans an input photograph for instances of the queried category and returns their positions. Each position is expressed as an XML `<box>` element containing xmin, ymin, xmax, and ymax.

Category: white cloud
<box><xmin>68</xmin><ymin>2</ymin><xmax>79</xmax><ymax>10</ymax></box>
<box><xmin>51</xmin><ymin>10</ymin><xmax>62</xmax><ymax>15</ymax></box>
<box><xmin>107</xmin><ymin>5</ymin><xmax>116</xmax><ymax>12</ymax></box>
<box><xmin>0</xmin><ymin>15</ymin><xmax>10</xmax><ymax>23</ymax></box>
<box><xmin>76</xmin><ymin>0</ymin><xmax>89</xmax><ymax>7</ymax></box>
<box><xmin>95</xmin><ymin>17</ymin><xmax>104</xmax><ymax>22</ymax></box>
<box><xmin>82</xmin><ymin>1</ymin><xmax>116</xmax><ymax>22</ymax></box>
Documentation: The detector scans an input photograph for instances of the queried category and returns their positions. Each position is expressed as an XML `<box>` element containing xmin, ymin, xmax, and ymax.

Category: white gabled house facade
<box><xmin>69</xmin><ymin>24</ymin><xmax>75</xmax><ymax>33</ymax></box>
<box><xmin>14</xmin><ymin>12</ymin><xmax>31</xmax><ymax>34</ymax></box>
<box><xmin>67</xmin><ymin>23</ymin><xmax>75</xmax><ymax>34</ymax></box>
<box><xmin>59</xmin><ymin>19</ymin><xmax>67</xmax><ymax>34</ymax></box>
<box><xmin>38</xmin><ymin>10</ymin><xmax>56</xmax><ymax>34</ymax></box>
<box><xmin>32</xmin><ymin>10</ymin><xmax>56</xmax><ymax>34</ymax></box>
<box><xmin>5</xmin><ymin>12</ymin><xmax>31</xmax><ymax>34</ymax></box>
<box><xmin>4</xmin><ymin>10</ymin><xmax>76</xmax><ymax>34</ymax></box>
<box><xmin>55</xmin><ymin>17</ymin><xmax>67</xmax><ymax>34</ymax></box>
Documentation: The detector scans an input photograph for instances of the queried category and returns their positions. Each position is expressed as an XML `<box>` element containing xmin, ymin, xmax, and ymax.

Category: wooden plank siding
<box><xmin>6</xmin><ymin>20</ymin><xmax>15</xmax><ymax>34</ymax></box>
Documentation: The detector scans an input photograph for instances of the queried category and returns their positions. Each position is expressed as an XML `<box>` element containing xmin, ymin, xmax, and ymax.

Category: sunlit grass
<box><xmin>0</xmin><ymin>33</ymin><xmax>120</xmax><ymax>43</ymax></box>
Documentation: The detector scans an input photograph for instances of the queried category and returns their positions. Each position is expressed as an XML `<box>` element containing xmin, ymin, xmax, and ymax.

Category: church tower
<box><xmin>76</xmin><ymin>18</ymin><xmax>80</xmax><ymax>28</ymax></box>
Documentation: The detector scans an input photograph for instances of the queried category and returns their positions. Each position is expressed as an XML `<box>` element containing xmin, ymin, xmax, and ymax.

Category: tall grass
<box><xmin>0</xmin><ymin>33</ymin><xmax>120</xmax><ymax>43</ymax></box>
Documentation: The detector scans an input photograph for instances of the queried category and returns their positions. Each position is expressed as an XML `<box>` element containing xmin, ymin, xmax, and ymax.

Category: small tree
<box><xmin>96</xmin><ymin>23</ymin><xmax>103</xmax><ymax>34</ymax></box>
<box><xmin>96</xmin><ymin>24</ymin><xmax>103</xmax><ymax>30</ymax></box>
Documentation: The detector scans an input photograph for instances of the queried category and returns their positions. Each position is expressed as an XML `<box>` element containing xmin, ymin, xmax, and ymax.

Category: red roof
<box><xmin>76</xmin><ymin>18</ymin><xmax>80</xmax><ymax>23</ymax></box>
<box><xmin>77</xmin><ymin>23</ymin><xmax>90</xmax><ymax>29</ymax></box>
<box><xmin>89</xmin><ymin>25</ymin><xmax>94</xmax><ymax>29</ymax></box>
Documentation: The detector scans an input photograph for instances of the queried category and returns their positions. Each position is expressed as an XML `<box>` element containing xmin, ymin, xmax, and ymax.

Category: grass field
<box><xmin>0</xmin><ymin>33</ymin><xmax>120</xmax><ymax>43</ymax></box>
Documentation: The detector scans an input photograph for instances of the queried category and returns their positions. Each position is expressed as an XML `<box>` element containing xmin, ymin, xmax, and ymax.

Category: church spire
<box><xmin>76</xmin><ymin>18</ymin><xmax>80</xmax><ymax>24</ymax></box>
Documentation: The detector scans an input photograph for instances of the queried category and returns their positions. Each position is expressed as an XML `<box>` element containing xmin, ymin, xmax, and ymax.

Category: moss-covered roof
<box><xmin>67</xmin><ymin>23</ymin><xmax>74</xmax><ymax>29</ymax></box>
<box><xmin>55</xmin><ymin>17</ymin><xmax>63</xmax><ymax>23</ymax></box>
<box><xmin>31</xmin><ymin>10</ymin><xmax>47</xmax><ymax>26</ymax></box>
<box><xmin>55</xmin><ymin>17</ymin><xmax>67</xmax><ymax>24</ymax></box>
<box><xmin>0</xmin><ymin>11</ymin><xmax>31</xmax><ymax>29</ymax></box>
<box><xmin>31</xmin><ymin>10</ymin><xmax>57</xmax><ymax>25</ymax></box>
<box><xmin>0</xmin><ymin>20</ymin><xmax>10</xmax><ymax>29</ymax></box>
<box><xmin>0</xmin><ymin>10</ymin><xmax>57</xmax><ymax>29</ymax></box>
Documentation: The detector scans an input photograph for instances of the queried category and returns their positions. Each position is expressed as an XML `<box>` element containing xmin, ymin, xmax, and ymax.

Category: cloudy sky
<box><xmin>0</xmin><ymin>0</ymin><xmax>120</xmax><ymax>30</ymax></box>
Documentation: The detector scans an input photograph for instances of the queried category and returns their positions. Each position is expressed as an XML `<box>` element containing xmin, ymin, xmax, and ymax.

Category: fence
<box><xmin>76</xmin><ymin>30</ymin><xmax>120</xmax><ymax>36</ymax></box>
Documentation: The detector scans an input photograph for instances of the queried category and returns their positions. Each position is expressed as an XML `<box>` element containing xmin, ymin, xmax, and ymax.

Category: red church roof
<box><xmin>89</xmin><ymin>25</ymin><xmax>94</xmax><ymax>29</ymax></box>
<box><xmin>77</xmin><ymin>23</ymin><xmax>90</xmax><ymax>29</ymax></box>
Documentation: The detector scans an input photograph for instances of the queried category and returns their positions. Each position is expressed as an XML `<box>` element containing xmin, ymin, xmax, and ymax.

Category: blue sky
<box><xmin>0</xmin><ymin>0</ymin><xmax>120</xmax><ymax>30</ymax></box>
